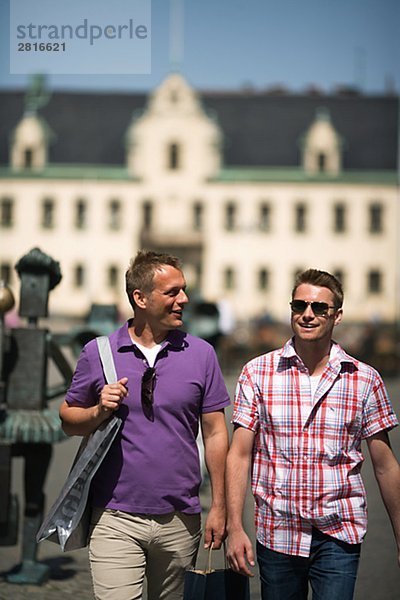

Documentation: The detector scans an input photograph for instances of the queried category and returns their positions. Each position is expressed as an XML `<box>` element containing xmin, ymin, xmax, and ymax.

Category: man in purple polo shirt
<box><xmin>59</xmin><ymin>250</ymin><xmax>230</xmax><ymax>600</ymax></box>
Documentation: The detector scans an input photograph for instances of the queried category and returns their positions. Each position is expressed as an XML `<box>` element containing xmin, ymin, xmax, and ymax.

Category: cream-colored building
<box><xmin>0</xmin><ymin>74</ymin><xmax>399</xmax><ymax>324</ymax></box>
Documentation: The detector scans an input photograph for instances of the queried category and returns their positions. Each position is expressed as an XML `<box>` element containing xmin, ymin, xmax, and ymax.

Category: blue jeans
<box><xmin>257</xmin><ymin>528</ymin><xmax>361</xmax><ymax>600</ymax></box>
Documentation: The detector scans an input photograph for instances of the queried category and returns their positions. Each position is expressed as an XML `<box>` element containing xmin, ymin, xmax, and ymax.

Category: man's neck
<box><xmin>128</xmin><ymin>319</ymin><xmax>169</xmax><ymax>348</ymax></box>
<box><xmin>294</xmin><ymin>338</ymin><xmax>332</xmax><ymax>376</ymax></box>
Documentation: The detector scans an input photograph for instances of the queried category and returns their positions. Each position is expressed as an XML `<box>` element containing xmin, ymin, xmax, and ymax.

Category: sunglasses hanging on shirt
<box><xmin>141</xmin><ymin>367</ymin><xmax>156</xmax><ymax>421</ymax></box>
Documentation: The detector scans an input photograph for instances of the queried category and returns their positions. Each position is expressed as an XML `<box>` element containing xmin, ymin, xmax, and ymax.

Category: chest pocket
<box><xmin>310</xmin><ymin>394</ymin><xmax>363</xmax><ymax>460</ymax></box>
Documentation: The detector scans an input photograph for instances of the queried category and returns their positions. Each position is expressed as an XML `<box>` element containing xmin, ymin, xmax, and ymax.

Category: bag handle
<box><xmin>205</xmin><ymin>541</ymin><xmax>228</xmax><ymax>573</ymax></box>
<box><xmin>96</xmin><ymin>336</ymin><xmax>117</xmax><ymax>384</ymax></box>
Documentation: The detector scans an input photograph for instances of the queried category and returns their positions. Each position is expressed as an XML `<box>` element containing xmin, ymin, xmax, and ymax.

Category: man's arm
<box><xmin>226</xmin><ymin>424</ymin><xmax>255</xmax><ymax>576</ymax></box>
<box><xmin>59</xmin><ymin>377</ymin><xmax>128</xmax><ymax>437</ymax></box>
<box><xmin>201</xmin><ymin>409</ymin><xmax>229</xmax><ymax>550</ymax></box>
<box><xmin>367</xmin><ymin>429</ymin><xmax>400</xmax><ymax>566</ymax></box>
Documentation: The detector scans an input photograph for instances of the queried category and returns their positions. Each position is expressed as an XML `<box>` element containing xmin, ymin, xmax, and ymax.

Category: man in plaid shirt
<box><xmin>226</xmin><ymin>269</ymin><xmax>400</xmax><ymax>600</ymax></box>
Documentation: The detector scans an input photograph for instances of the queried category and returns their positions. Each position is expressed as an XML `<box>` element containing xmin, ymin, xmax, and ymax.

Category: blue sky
<box><xmin>0</xmin><ymin>0</ymin><xmax>399</xmax><ymax>93</ymax></box>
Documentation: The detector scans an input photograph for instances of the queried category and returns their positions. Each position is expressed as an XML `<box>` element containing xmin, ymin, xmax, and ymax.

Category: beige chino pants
<box><xmin>89</xmin><ymin>508</ymin><xmax>201</xmax><ymax>600</ymax></box>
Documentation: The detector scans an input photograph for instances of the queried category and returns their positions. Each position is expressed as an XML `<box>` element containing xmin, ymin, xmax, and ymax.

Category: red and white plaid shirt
<box><xmin>233</xmin><ymin>339</ymin><xmax>398</xmax><ymax>557</ymax></box>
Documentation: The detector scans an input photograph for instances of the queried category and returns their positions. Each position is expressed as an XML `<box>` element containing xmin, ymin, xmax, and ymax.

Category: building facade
<box><xmin>0</xmin><ymin>74</ymin><xmax>399</xmax><ymax>324</ymax></box>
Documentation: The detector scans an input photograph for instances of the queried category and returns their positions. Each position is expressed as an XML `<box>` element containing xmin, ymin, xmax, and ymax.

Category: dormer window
<box><xmin>10</xmin><ymin>114</ymin><xmax>52</xmax><ymax>171</ymax></box>
<box><xmin>125</xmin><ymin>74</ymin><xmax>222</xmax><ymax>180</ymax></box>
<box><xmin>168</xmin><ymin>142</ymin><xmax>180</xmax><ymax>170</ymax></box>
<box><xmin>301</xmin><ymin>108</ymin><xmax>342</xmax><ymax>176</ymax></box>
<box><xmin>24</xmin><ymin>148</ymin><xmax>33</xmax><ymax>169</ymax></box>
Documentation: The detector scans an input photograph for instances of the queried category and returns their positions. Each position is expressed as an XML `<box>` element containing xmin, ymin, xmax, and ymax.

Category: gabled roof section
<box><xmin>146</xmin><ymin>72</ymin><xmax>204</xmax><ymax>117</ymax></box>
<box><xmin>0</xmin><ymin>83</ymin><xmax>398</xmax><ymax>170</ymax></box>
<box><xmin>203</xmin><ymin>93</ymin><xmax>398</xmax><ymax>170</ymax></box>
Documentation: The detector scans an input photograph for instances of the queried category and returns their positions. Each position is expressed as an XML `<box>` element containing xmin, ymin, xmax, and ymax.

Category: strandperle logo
<box><xmin>16</xmin><ymin>18</ymin><xmax>148</xmax><ymax>46</ymax></box>
<box><xmin>10</xmin><ymin>0</ymin><xmax>151</xmax><ymax>75</ymax></box>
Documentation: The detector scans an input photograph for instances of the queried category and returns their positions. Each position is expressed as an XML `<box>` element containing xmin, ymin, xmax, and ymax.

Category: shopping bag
<box><xmin>36</xmin><ymin>414</ymin><xmax>121</xmax><ymax>551</ymax></box>
<box><xmin>36</xmin><ymin>336</ymin><xmax>121</xmax><ymax>551</ymax></box>
<box><xmin>184</xmin><ymin>545</ymin><xmax>250</xmax><ymax>600</ymax></box>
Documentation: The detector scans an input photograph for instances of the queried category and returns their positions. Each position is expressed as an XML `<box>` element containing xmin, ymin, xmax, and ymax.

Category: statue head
<box><xmin>15</xmin><ymin>248</ymin><xmax>62</xmax><ymax>320</ymax></box>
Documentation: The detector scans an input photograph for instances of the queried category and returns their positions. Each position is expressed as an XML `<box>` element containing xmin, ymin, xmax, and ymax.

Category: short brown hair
<box><xmin>125</xmin><ymin>250</ymin><xmax>182</xmax><ymax>309</ymax></box>
<box><xmin>292</xmin><ymin>269</ymin><xmax>344</xmax><ymax>308</ymax></box>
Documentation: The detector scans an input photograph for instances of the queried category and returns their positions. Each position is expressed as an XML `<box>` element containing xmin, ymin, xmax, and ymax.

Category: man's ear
<box><xmin>334</xmin><ymin>308</ymin><xmax>343</xmax><ymax>326</ymax></box>
<box><xmin>133</xmin><ymin>289</ymin><xmax>147</xmax><ymax>309</ymax></box>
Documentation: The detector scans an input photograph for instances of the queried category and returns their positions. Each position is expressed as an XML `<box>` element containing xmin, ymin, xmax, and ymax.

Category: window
<box><xmin>74</xmin><ymin>264</ymin><xmax>85</xmax><ymax>288</ymax></box>
<box><xmin>259</xmin><ymin>203</ymin><xmax>271</xmax><ymax>232</ymax></box>
<box><xmin>0</xmin><ymin>262</ymin><xmax>12</xmax><ymax>285</ymax></box>
<box><xmin>24</xmin><ymin>148</ymin><xmax>33</xmax><ymax>169</ymax></box>
<box><xmin>142</xmin><ymin>201</ymin><xmax>153</xmax><ymax>230</ymax></box>
<box><xmin>333</xmin><ymin>203</ymin><xmax>346</xmax><ymax>233</ymax></box>
<box><xmin>258</xmin><ymin>268</ymin><xmax>270</xmax><ymax>291</ymax></box>
<box><xmin>369</xmin><ymin>203</ymin><xmax>383</xmax><ymax>234</ymax></box>
<box><xmin>109</xmin><ymin>199</ymin><xmax>121</xmax><ymax>230</ymax></box>
<box><xmin>193</xmin><ymin>202</ymin><xmax>204</xmax><ymax>232</ymax></box>
<box><xmin>42</xmin><ymin>198</ymin><xmax>55</xmax><ymax>229</ymax></box>
<box><xmin>225</xmin><ymin>202</ymin><xmax>237</xmax><ymax>231</ymax></box>
<box><xmin>75</xmin><ymin>199</ymin><xmax>87</xmax><ymax>229</ymax></box>
<box><xmin>318</xmin><ymin>153</ymin><xmax>326</xmax><ymax>172</ymax></box>
<box><xmin>108</xmin><ymin>265</ymin><xmax>119</xmax><ymax>289</ymax></box>
<box><xmin>168</xmin><ymin>143</ymin><xmax>180</xmax><ymax>170</ymax></box>
<box><xmin>368</xmin><ymin>270</ymin><xmax>382</xmax><ymax>294</ymax></box>
<box><xmin>224</xmin><ymin>267</ymin><xmax>235</xmax><ymax>291</ymax></box>
<box><xmin>1</xmin><ymin>198</ymin><xmax>13</xmax><ymax>228</ymax></box>
<box><xmin>294</xmin><ymin>203</ymin><xmax>307</xmax><ymax>232</ymax></box>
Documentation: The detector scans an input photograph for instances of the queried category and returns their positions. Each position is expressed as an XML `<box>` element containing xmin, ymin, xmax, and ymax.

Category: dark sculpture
<box><xmin>0</xmin><ymin>248</ymin><xmax>73</xmax><ymax>584</ymax></box>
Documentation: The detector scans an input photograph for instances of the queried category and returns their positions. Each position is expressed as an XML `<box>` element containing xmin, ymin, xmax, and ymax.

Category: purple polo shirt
<box><xmin>65</xmin><ymin>322</ymin><xmax>230</xmax><ymax>514</ymax></box>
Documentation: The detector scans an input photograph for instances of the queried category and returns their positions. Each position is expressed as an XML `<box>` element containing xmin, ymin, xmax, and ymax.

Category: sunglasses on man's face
<box><xmin>141</xmin><ymin>367</ymin><xmax>156</xmax><ymax>409</ymax></box>
<box><xmin>290</xmin><ymin>300</ymin><xmax>337</xmax><ymax>317</ymax></box>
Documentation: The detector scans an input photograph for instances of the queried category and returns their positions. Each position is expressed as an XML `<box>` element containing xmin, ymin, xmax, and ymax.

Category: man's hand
<box><xmin>100</xmin><ymin>377</ymin><xmax>128</xmax><ymax>414</ymax></box>
<box><xmin>204</xmin><ymin>505</ymin><xmax>226</xmax><ymax>550</ymax></box>
<box><xmin>226</xmin><ymin>528</ymin><xmax>255</xmax><ymax>577</ymax></box>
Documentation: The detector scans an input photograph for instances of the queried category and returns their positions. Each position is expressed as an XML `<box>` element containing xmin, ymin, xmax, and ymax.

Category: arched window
<box><xmin>333</xmin><ymin>203</ymin><xmax>346</xmax><ymax>233</ymax></box>
<box><xmin>193</xmin><ymin>202</ymin><xmax>204</xmax><ymax>231</ymax></box>
<box><xmin>368</xmin><ymin>270</ymin><xmax>382</xmax><ymax>294</ymax></box>
<box><xmin>24</xmin><ymin>148</ymin><xmax>33</xmax><ymax>169</ymax></box>
<box><xmin>74</xmin><ymin>264</ymin><xmax>85</xmax><ymax>288</ymax></box>
<box><xmin>224</xmin><ymin>267</ymin><xmax>235</xmax><ymax>290</ymax></box>
<box><xmin>108</xmin><ymin>265</ymin><xmax>119</xmax><ymax>288</ymax></box>
<box><xmin>168</xmin><ymin>143</ymin><xmax>180</xmax><ymax>170</ymax></box>
<box><xmin>0</xmin><ymin>198</ymin><xmax>14</xmax><ymax>228</ymax></box>
<box><xmin>75</xmin><ymin>199</ymin><xmax>87</xmax><ymax>229</ymax></box>
<box><xmin>369</xmin><ymin>203</ymin><xmax>383</xmax><ymax>234</ymax></box>
<box><xmin>42</xmin><ymin>198</ymin><xmax>55</xmax><ymax>229</ymax></box>
<box><xmin>225</xmin><ymin>202</ymin><xmax>237</xmax><ymax>231</ymax></box>
<box><xmin>142</xmin><ymin>200</ymin><xmax>153</xmax><ymax>230</ymax></box>
<box><xmin>109</xmin><ymin>199</ymin><xmax>121</xmax><ymax>230</ymax></box>
<box><xmin>259</xmin><ymin>203</ymin><xmax>271</xmax><ymax>232</ymax></box>
<box><xmin>258</xmin><ymin>268</ymin><xmax>270</xmax><ymax>291</ymax></box>
<box><xmin>294</xmin><ymin>203</ymin><xmax>307</xmax><ymax>233</ymax></box>
<box><xmin>318</xmin><ymin>153</ymin><xmax>326</xmax><ymax>172</ymax></box>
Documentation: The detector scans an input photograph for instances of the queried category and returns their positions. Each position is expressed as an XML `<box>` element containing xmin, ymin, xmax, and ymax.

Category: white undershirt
<box><xmin>310</xmin><ymin>375</ymin><xmax>322</xmax><ymax>398</ymax></box>
<box><xmin>309</xmin><ymin>344</ymin><xmax>339</xmax><ymax>399</ymax></box>
<box><xmin>135</xmin><ymin>343</ymin><xmax>162</xmax><ymax>367</ymax></box>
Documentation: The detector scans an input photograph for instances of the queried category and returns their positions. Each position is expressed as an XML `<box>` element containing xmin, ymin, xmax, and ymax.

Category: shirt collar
<box><xmin>280</xmin><ymin>337</ymin><xmax>357</xmax><ymax>370</ymax></box>
<box><xmin>116</xmin><ymin>321</ymin><xmax>187</xmax><ymax>352</ymax></box>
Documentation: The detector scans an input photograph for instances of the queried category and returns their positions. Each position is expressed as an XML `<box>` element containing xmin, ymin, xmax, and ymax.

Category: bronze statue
<box><xmin>0</xmin><ymin>248</ymin><xmax>73</xmax><ymax>584</ymax></box>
